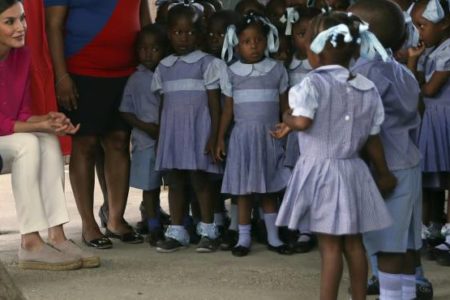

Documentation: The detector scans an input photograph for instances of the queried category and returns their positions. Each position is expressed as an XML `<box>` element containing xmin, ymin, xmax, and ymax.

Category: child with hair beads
<box><xmin>119</xmin><ymin>24</ymin><xmax>168</xmax><ymax>247</ymax></box>
<box><xmin>282</xmin><ymin>6</ymin><xmax>320</xmax><ymax>254</ymax></box>
<box><xmin>349</xmin><ymin>1</ymin><xmax>428</xmax><ymax>300</ymax></box>
<box><xmin>216</xmin><ymin>12</ymin><xmax>292</xmax><ymax>257</ymax></box>
<box><xmin>409</xmin><ymin>0</ymin><xmax>450</xmax><ymax>267</ymax></box>
<box><xmin>273</xmin><ymin>11</ymin><xmax>396</xmax><ymax>300</ymax></box>
<box><xmin>235</xmin><ymin>0</ymin><xmax>265</xmax><ymax>16</ymax></box>
<box><xmin>151</xmin><ymin>3</ymin><xmax>226</xmax><ymax>253</ymax></box>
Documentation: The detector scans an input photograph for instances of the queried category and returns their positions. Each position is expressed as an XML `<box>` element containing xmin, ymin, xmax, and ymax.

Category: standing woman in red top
<box><xmin>45</xmin><ymin>0</ymin><xmax>151</xmax><ymax>248</ymax></box>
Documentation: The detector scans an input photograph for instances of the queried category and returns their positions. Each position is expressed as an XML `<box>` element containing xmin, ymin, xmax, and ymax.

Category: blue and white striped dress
<box><xmin>417</xmin><ymin>38</ymin><xmax>450</xmax><ymax>177</ymax></box>
<box><xmin>284</xmin><ymin>57</ymin><xmax>313</xmax><ymax>168</ymax></box>
<box><xmin>276</xmin><ymin>65</ymin><xmax>392</xmax><ymax>235</ymax></box>
<box><xmin>221</xmin><ymin>58</ymin><xmax>291</xmax><ymax>195</ymax></box>
<box><xmin>151</xmin><ymin>50</ymin><xmax>225</xmax><ymax>174</ymax></box>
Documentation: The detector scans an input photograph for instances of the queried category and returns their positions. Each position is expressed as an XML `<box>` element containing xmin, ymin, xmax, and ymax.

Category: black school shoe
<box><xmin>267</xmin><ymin>243</ymin><xmax>293</xmax><ymax>255</ymax></box>
<box><xmin>436</xmin><ymin>249</ymin><xmax>450</xmax><ymax>266</ymax></box>
<box><xmin>232</xmin><ymin>245</ymin><xmax>250</xmax><ymax>257</ymax></box>
<box><xmin>366</xmin><ymin>275</ymin><xmax>380</xmax><ymax>295</ymax></box>
<box><xmin>156</xmin><ymin>238</ymin><xmax>187</xmax><ymax>253</ymax></box>
<box><xmin>196</xmin><ymin>236</ymin><xmax>220</xmax><ymax>253</ymax></box>
<box><xmin>220</xmin><ymin>230</ymin><xmax>238</xmax><ymax>251</ymax></box>
<box><xmin>416</xmin><ymin>280</ymin><xmax>433</xmax><ymax>300</ymax></box>
<box><xmin>293</xmin><ymin>233</ymin><xmax>316</xmax><ymax>253</ymax></box>
<box><xmin>148</xmin><ymin>228</ymin><xmax>165</xmax><ymax>247</ymax></box>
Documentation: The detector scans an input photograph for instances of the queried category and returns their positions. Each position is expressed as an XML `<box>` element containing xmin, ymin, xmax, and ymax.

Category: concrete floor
<box><xmin>1</xmin><ymin>170</ymin><xmax>449</xmax><ymax>300</ymax></box>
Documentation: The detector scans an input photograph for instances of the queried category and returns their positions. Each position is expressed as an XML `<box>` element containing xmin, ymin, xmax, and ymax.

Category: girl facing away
<box><xmin>151</xmin><ymin>3</ymin><xmax>226</xmax><ymax>253</ymax></box>
<box><xmin>272</xmin><ymin>12</ymin><xmax>397</xmax><ymax>300</ymax></box>
<box><xmin>216</xmin><ymin>12</ymin><xmax>292</xmax><ymax>257</ymax></box>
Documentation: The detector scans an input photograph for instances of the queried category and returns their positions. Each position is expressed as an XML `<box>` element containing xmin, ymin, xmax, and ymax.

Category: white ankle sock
<box><xmin>379</xmin><ymin>271</ymin><xmax>402</xmax><ymax>300</ymax></box>
<box><xmin>401</xmin><ymin>274</ymin><xmax>416</xmax><ymax>300</ymax></box>
<box><xmin>264</xmin><ymin>213</ymin><xmax>283</xmax><ymax>247</ymax></box>
<box><xmin>237</xmin><ymin>224</ymin><xmax>251</xmax><ymax>248</ymax></box>
<box><xmin>228</xmin><ymin>204</ymin><xmax>238</xmax><ymax>231</ymax></box>
<box><xmin>214</xmin><ymin>213</ymin><xmax>224</xmax><ymax>226</ymax></box>
<box><xmin>298</xmin><ymin>231</ymin><xmax>312</xmax><ymax>242</ymax></box>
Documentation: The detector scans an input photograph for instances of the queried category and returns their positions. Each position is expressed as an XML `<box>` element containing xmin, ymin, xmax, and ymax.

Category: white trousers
<box><xmin>0</xmin><ymin>133</ymin><xmax>69</xmax><ymax>234</ymax></box>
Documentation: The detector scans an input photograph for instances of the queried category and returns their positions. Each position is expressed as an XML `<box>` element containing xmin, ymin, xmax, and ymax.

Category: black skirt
<box><xmin>61</xmin><ymin>74</ymin><xmax>131</xmax><ymax>136</ymax></box>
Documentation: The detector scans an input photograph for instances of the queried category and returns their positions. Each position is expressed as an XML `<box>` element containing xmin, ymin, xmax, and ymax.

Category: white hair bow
<box><xmin>260</xmin><ymin>16</ymin><xmax>280</xmax><ymax>55</ymax></box>
<box><xmin>221</xmin><ymin>25</ymin><xmax>239</xmax><ymax>62</ymax></box>
<box><xmin>168</xmin><ymin>0</ymin><xmax>204</xmax><ymax>16</ymax></box>
<box><xmin>310</xmin><ymin>24</ymin><xmax>353</xmax><ymax>52</ymax></box>
<box><xmin>422</xmin><ymin>0</ymin><xmax>449</xmax><ymax>23</ymax></box>
<box><xmin>358</xmin><ymin>22</ymin><xmax>389</xmax><ymax>61</ymax></box>
<box><xmin>279</xmin><ymin>7</ymin><xmax>300</xmax><ymax>35</ymax></box>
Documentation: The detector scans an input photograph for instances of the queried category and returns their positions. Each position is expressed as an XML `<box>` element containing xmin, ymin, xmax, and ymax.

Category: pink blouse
<box><xmin>0</xmin><ymin>47</ymin><xmax>32</xmax><ymax>136</ymax></box>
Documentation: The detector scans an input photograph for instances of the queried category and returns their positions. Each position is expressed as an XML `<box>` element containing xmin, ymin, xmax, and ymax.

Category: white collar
<box><xmin>229</xmin><ymin>58</ymin><xmax>277</xmax><ymax>76</ymax></box>
<box><xmin>314</xmin><ymin>64</ymin><xmax>374</xmax><ymax>91</ymax></box>
<box><xmin>160</xmin><ymin>50</ymin><xmax>208</xmax><ymax>67</ymax></box>
<box><xmin>137</xmin><ymin>64</ymin><xmax>152</xmax><ymax>72</ymax></box>
<box><xmin>289</xmin><ymin>56</ymin><xmax>311</xmax><ymax>70</ymax></box>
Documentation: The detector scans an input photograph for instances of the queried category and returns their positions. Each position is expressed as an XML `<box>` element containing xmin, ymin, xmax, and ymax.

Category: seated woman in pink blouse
<box><xmin>0</xmin><ymin>0</ymin><xmax>99</xmax><ymax>271</ymax></box>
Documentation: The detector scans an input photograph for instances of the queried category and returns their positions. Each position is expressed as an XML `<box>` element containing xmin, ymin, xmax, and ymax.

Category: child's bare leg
<box><xmin>143</xmin><ymin>189</ymin><xmax>160</xmax><ymax>220</ymax></box>
<box><xmin>168</xmin><ymin>170</ymin><xmax>187</xmax><ymax>226</ymax></box>
<box><xmin>191</xmin><ymin>171</ymin><xmax>214</xmax><ymax>224</ymax></box>
<box><xmin>343</xmin><ymin>234</ymin><xmax>367</xmax><ymax>300</ymax></box>
<box><xmin>317</xmin><ymin>234</ymin><xmax>343</xmax><ymax>300</ymax></box>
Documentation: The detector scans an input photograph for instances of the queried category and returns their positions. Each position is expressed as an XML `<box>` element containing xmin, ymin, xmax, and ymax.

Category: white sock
<box><xmin>236</xmin><ymin>224</ymin><xmax>251</xmax><ymax>248</ymax></box>
<box><xmin>379</xmin><ymin>271</ymin><xmax>402</xmax><ymax>300</ymax></box>
<box><xmin>298</xmin><ymin>231</ymin><xmax>312</xmax><ymax>242</ymax></box>
<box><xmin>214</xmin><ymin>213</ymin><xmax>224</xmax><ymax>226</ymax></box>
<box><xmin>228</xmin><ymin>204</ymin><xmax>238</xmax><ymax>231</ymax></box>
<box><xmin>401</xmin><ymin>274</ymin><xmax>416</xmax><ymax>300</ymax></box>
<box><xmin>264</xmin><ymin>213</ymin><xmax>283</xmax><ymax>247</ymax></box>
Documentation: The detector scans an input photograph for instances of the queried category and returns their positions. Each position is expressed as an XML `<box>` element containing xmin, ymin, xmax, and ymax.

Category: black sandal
<box><xmin>105</xmin><ymin>228</ymin><xmax>144</xmax><ymax>244</ymax></box>
<box><xmin>82</xmin><ymin>235</ymin><xmax>113</xmax><ymax>249</ymax></box>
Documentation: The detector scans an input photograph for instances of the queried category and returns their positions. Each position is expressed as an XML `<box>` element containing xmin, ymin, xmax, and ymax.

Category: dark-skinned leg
<box><xmin>317</xmin><ymin>234</ymin><xmax>344</xmax><ymax>300</ymax></box>
<box><xmin>168</xmin><ymin>170</ymin><xmax>188</xmax><ymax>226</ymax></box>
<box><xmin>70</xmin><ymin>135</ymin><xmax>103</xmax><ymax>241</ymax></box>
<box><xmin>191</xmin><ymin>171</ymin><xmax>214</xmax><ymax>224</ymax></box>
<box><xmin>101</xmin><ymin>130</ymin><xmax>131</xmax><ymax>234</ymax></box>
<box><xmin>343</xmin><ymin>234</ymin><xmax>367</xmax><ymax>300</ymax></box>
<box><xmin>95</xmin><ymin>146</ymin><xmax>109</xmax><ymax>226</ymax></box>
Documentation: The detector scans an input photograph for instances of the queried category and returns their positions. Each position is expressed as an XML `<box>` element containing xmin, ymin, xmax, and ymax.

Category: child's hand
<box><xmin>205</xmin><ymin>136</ymin><xmax>217</xmax><ymax>163</ymax></box>
<box><xmin>408</xmin><ymin>41</ymin><xmax>426</xmax><ymax>60</ymax></box>
<box><xmin>376</xmin><ymin>172</ymin><xmax>397</xmax><ymax>198</ymax></box>
<box><xmin>270</xmin><ymin>123</ymin><xmax>291</xmax><ymax>139</ymax></box>
<box><xmin>215</xmin><ymin>139</ymin><xmax>226</xmax><ymax>162</ymax></box>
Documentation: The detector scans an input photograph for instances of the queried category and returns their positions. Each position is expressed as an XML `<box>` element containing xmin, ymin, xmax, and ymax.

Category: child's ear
<box><xmin>440</xmin><ymin>15</ymin><xmax>450</xmax><ymax>31</ymax></box>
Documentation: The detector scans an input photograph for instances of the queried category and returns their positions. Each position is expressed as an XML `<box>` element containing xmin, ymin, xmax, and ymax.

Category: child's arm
<box><xmin>420</xmin><ymin>71</ymin><xmax>450</xmax><ymax>97</ymax></box>
<box><xmin>407</xmin><ymin>42</ymin><xmax>426</xmax><ymax>84</ymax></box>
<box><xmin>283</xmin><ymin>109</ymin><xmax>313</xmax><ymax>131</ymax></box>
<box><xmin>121</xmin><ymin>112</ymin><xmax>159</xmax><ymax>139</ymax></box>
<box><xmin>207</xmin><ymin>89</ymin><xmax>221</xmax><ymax>163</ymax></box>
<box><xmin>215</xmin><ymin>96</ymin><xmax>234</xmax><ymax>161</ymax></box>
<box><xmin>362</xmin><ymin>135</ymin><xmax>397</xmax><ymax>197</ymax></box>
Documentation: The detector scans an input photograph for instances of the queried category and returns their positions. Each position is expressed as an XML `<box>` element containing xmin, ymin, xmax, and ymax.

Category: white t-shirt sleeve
<box><xmin>151</xmin><ymin>66</ymin><xmax>163</xmax><ymax>94</ymax></box>
<box><xmin>370</xmin><ymin>91</ymin><xmax>385</xmax><ymax>135</ymax></box>
<box><xmin>204</xmin><ymin>59</ymin><xmax>224</xmax><ymax>89</ymax></box>
<box><xmin>288</xmin><ymin>77</ymin><xmax>319</xmax><ymax>119</ymax></box>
